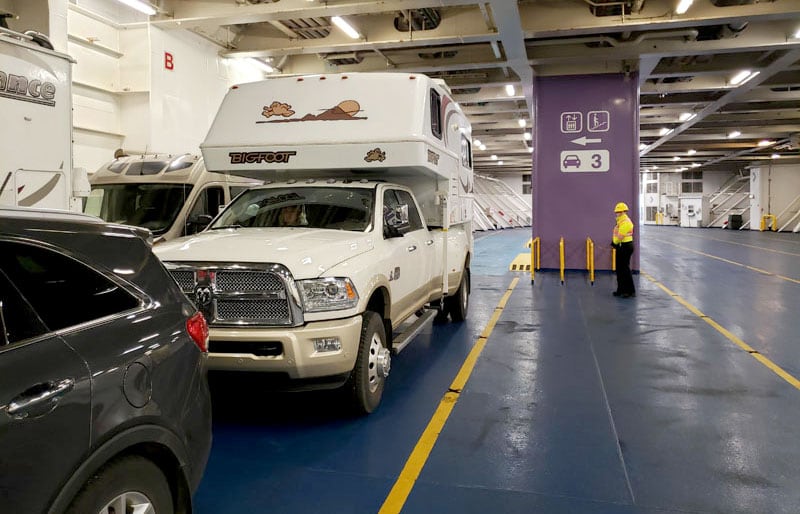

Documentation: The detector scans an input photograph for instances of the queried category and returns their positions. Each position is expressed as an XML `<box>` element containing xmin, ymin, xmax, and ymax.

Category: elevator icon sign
<box><xmin>560</xmin><ymin>112</ymin><xmax>582</xmax><ymax>133</ymax></box>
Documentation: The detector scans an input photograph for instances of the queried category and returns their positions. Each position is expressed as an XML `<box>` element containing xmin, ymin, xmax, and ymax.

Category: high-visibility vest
<box><xmin>613</xmin><ymin>213</ymin><xmax>634</xmax><ymax>244</ymax></box>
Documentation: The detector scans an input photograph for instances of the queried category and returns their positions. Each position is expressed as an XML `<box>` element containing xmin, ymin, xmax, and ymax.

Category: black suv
<box><xmin>0</xmin><ymin>208</ymin><xmax>212</xmax><ymax>514</ymax></box>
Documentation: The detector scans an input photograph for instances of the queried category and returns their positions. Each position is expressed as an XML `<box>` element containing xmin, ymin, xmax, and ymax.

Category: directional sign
<box><xmin>560</xmin><ymin>150</ymin><xmax>610</xmax><ymax>172</ymax></box>
<box><xmin>570</xmin><ymin>136</ymin><xmax>603</xmax><ymax>146</ymax></box>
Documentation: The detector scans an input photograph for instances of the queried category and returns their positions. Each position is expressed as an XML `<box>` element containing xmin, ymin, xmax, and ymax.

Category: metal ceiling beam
<box><xmin>641</xmin><ymin>46</ymin><xmax>800</xmax><ymax>155</ymax></box>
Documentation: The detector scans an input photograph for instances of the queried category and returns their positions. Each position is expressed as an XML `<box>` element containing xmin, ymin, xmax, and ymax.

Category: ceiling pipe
<box><xmin>526</xmin><ymin>29</ymin><xmax>699</xmax><ymax>48</ymax></box>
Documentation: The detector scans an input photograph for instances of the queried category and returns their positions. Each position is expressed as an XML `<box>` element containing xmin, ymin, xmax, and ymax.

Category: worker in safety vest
<box><xmin>611</xmin><ymin>202</ymin><xmax>635</xmax><ymax>298</ymax></box>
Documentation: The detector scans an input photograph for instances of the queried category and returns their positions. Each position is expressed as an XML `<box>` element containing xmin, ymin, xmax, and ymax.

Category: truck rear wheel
<box><xmin>348</xmin><ymin>311</ymin><xmax>391</xmax><ymax>414</ymax></box>
<box><xmin>445</xmin><ymin>268</ymin><xmax>470</xmax><ymax>322</ymax></box>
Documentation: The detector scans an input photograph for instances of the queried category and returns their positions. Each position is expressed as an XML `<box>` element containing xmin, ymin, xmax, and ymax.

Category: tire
<box><xmin>66</xmin><ymin>455</ymin><xmax>174</xmax><ymax>514</ymax></box>
<box><xmin>444</xmin><ymin>268</ymin><xmax>470</xmax><ymax>322</ymax></box>
<box><xmin>347</xmin><ymin>311</ymin><xmax>391</xmax><ymax>414</ymax></box>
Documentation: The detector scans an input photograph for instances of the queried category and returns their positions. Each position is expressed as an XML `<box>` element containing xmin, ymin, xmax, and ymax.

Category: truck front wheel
<box><xmin>348</xmin><ymin>311</ymin><xmax>391</xmax><ymax>414</ymax></box>
<box><xmin>445</xmin><ymin>268</ymin><xmax>470</xmax><ymax>322</ymax></box>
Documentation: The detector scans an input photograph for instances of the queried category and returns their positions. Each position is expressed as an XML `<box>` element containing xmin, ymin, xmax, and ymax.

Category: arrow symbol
<box><xmin>570</xmin><ymin>136</ymin><xmax>602</xmax><ymax>146</ymax></box>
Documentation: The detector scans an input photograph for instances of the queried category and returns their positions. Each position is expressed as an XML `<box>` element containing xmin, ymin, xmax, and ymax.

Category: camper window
<box><xmin>461</xmin><ymin>135</ymin><xmax>472</xmax><ymax>168</ymax></box>
<box><xmin>166</xmin><ymin>157</ymin><xmax>195</xmax><ymax>172</ymax></box>
<box><xmin>106</xmin><ymin>160</ymin><xmax>127</xmax><ymax>173</ymax></box>
<box><xmin>430</xmin><ymin>89</ymin><xmax>442</xmax><ymax>140</ymax></box>
<box><xmin>127</xmin><ymin>161</ymin><xmax>168</xmax><ymax>176</ymax></box>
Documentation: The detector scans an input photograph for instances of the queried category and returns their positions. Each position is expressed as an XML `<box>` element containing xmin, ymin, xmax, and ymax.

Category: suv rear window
<box><xmin>0</xmin><ymin>241</ymin><xmax>140</xmax><ymax>332</ymax></box>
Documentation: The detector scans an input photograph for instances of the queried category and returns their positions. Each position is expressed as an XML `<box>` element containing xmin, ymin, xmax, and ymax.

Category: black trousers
<box><xmin>615</xmin><ymin>241</ymin><xmax>635</xmax><ymax>295</ymax></box>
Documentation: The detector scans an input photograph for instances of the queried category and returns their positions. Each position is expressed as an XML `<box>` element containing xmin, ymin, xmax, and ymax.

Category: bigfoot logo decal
<box><xmin>257</xmin><ymin>100</ymin><xmax>366</xmax><ymax>123</ymax></box>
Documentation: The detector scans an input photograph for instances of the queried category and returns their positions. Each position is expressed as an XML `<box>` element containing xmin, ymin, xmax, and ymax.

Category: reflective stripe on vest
<box><xmin>613</xmin><ymin>214</ymin><xmax>634</xmax><ymax>244</ymax></box>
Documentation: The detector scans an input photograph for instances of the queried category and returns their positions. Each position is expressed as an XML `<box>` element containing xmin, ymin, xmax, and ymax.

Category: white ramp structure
<box><xmin>473</xmin><ymin>174</ymin><xmax>532</xmax><ymax>231</ymax></box>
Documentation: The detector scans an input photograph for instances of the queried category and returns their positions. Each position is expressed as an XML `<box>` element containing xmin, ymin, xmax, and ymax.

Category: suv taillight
<box><xmin>186</xmin><ymin>312</ymin><xmax>209</xmax><ymax>353</ymax></box>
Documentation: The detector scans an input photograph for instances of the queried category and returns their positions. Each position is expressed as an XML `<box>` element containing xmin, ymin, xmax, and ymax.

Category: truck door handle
<box><xmin>6</xmin><ymin>378</ymin><xmax>75</xmax><ymax>418</ymax></box>
<box><xmin>425</xmin><ymin>239</ymin><xmax>434</xmax><ymax>246</ymax></box>
<box><xmin>407</xmin><ymin>245</ymin><xmax>417</xmax><ymax>252</ymax></box>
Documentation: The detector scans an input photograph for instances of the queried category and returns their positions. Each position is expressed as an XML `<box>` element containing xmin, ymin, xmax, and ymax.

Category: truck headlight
<box><xmin>297</xmin><ymin>277</ymin><xmax>359</xmax><ymax>312</ymax></box>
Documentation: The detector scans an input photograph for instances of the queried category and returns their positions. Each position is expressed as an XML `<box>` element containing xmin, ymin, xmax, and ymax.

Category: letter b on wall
<box><xmin>164</xmin><ymin>52</ymin><xmax>174</xmax><ymax>71</ymax></box>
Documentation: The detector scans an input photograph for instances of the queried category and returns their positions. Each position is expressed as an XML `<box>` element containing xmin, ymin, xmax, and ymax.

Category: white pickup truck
<box><xmin>154</xmin><ymin>73</ymin><xmax>474</xmax><ymax>413</ymax></box>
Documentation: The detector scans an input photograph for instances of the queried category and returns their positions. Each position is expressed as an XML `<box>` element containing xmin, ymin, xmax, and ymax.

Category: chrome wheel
<box><xmin>368</xmin><ymin>333</ymin><xmax>391</xmax><ymax>392</ymax></box>
<box><xmin>99</xmin><ymin>491</ymin><xmax>155</xmax><ymax>514</ymax></box>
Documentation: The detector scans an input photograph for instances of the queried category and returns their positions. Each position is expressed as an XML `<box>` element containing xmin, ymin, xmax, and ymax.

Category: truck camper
<box><xmin>85</xmin><ymin>153</ymin><xmax>261</xmax><ymax>242</ymax></box>
<box><xmin>154</xmin><ymin>73</ymin><xmax>474</xmax><ymax>413</ymax></box>
<box><xmin>0</xmin><ymin>27</ymin><xmax>89</xmax><ymax>212</ymax></box>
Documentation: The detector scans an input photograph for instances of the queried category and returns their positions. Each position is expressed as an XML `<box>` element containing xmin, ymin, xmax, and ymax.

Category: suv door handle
<box><xmin>407</xmin><ymin>245</ymin><xmax>417</xmax><ymax>252</ymax></box>
<box><xmin>7</xmin><ymin>378</ymin><xmax>75</xmax><ymax>418</ymax></box>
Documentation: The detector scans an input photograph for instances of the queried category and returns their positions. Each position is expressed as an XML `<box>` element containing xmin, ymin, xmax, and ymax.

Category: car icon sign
<box><xmin>563</xmin><ymin>154</ymin><xmax>581</xmax><ymax>168</ymax></box>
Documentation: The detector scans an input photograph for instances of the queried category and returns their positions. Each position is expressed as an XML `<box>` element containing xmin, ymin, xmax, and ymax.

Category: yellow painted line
<box><xmin>652</xmin><ymin>238</ymin><xmax>800</xmax><ymax>285</ymax></box>
<box><xmin>643</xmin><ymin>271</ymin><xmax>800</xmax><ymax>391</ymax></box>
<box><xmin>679</xmin><ymin>232</ymin><xmax>800</xmax><ymax>257</ymax></box>
<box><xmin>509</xmin><ymin>252</ymin><xmax>531</xmax><ymax>272</ymax></box>
<box><xmin>379</xmin><ymin>277</ymin><xmax>520</xmax><ymax>514</ymax></box>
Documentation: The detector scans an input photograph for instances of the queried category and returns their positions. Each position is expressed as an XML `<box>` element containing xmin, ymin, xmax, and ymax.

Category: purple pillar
<box><xmin>532</xmin><ymin>73</ymin><xmax>639</xmax><ymax>271</ymax></box>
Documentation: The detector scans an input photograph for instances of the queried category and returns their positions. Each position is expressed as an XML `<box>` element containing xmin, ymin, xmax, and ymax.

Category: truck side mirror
<box><xmin>383</xmin><ymin>204</ymin><xmax>409</xmax><ymax>238</ymax></box>
<box><xmin>187</xmin><ymin>214</ymin><xmax>213</xmax><ymax>234</ymax></box>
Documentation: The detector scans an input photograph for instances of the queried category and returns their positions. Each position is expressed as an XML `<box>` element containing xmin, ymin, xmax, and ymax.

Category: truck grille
<box><xmin>217</xmin><ymin>299</ymin><xmax>290</xmax><ymax>321</ymax></box>
<box><xmin>171</xmin><ymin>270</ymin><xmax>195</xmax><ymax>292</ymax></box>
<box><xmin>165</xmin><ymin>264</ymin><xmax>301</xmax><ymax>327</ymax></box>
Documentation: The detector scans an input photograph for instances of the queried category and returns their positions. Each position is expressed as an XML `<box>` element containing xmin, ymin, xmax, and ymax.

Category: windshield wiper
<box><xmin>210</xmin><ymin>224</ymin><xmax>243</xmax><ymax>230</ymax></box>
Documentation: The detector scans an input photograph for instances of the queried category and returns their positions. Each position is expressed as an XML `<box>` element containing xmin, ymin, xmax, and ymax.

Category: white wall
<box><xmin>67</xmin><ymin>6</ymin><xmax>264</xmax><ymax>173</ymax></box>
<box><xmin>751</xmin><ymin>163</ymin><xmax>800</xmax><ymax>230</ymax></box>
<box><xmin>147</xmin><ymin>27</ymin><xmax>232</xmax><ymax>155</ymax></box>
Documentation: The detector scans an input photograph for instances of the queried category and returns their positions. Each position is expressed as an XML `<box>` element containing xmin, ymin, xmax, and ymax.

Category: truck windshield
<box><xmin>84</xmin><ymin>184</ymin><xmax>193</xmax><ymax>236</ymax></box>
<box><xmin>212</xmin><ymin>187</ymin><xmax>374</xmax><ymax>232</ymax></box>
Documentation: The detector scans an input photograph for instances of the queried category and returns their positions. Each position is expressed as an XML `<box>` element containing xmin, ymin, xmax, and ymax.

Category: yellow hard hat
<box><xmin>614</xmin><ymin>202</ymin><xmax>629</xmax><ymax>213</ymax></box>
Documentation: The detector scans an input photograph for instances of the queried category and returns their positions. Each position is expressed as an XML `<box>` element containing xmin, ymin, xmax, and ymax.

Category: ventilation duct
<box><xmin>394</xmin><ymin>9</ymin><xmax>441</xmax><ymax>32</ymax></box>
<box><xmin>710</xmin><ymin>0</ymin><xmax>756</xmax><ymax>6</ymax></box>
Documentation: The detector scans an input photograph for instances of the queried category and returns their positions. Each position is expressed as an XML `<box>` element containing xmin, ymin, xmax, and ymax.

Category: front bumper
<box><xmin>207</xmin><ymin>315</ymin><xmax>363</xmax><ymax>379</ymax></box>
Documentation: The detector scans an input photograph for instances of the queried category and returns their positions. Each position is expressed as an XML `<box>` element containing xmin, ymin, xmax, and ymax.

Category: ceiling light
<box><xmin>524</xmin><ymin>132</ymin><xmax>532</xmax><ymax>141</ymax></box>
<box><xmin>331</xmin><ymin>16</ymin><xmax>361</xmax><ymax>39</ymax></box>
<box><xmin>505</xmin><ymin>84</ymin><xmax>515</xmax><ymax>96</ymax></box>
<box><xmin>652</xmin><ymin>166</ymin><xmax>659</xmax><ymax>170</ymax></box>
<box><xmin>691</xmin><ymin>162</ymin><xmax>700</xmax><ymax>168</ymax></box>
<box><xmin>659</xmin><ymin>128</ymin><xmax>670</xmax><ymax>136</ymax></box>
<box><xmin>772</xmin><ymin>153</ymin><xmax>781</xmax><ymax>159</ymax></box>
<box><xmin>479</xmin><ymin>144</ymin><xmax>486</xmax><ymax>151</ymax></box>
<box><xmin>115</xmin><ymin>0</ymin><xmax>156</xmax><ymax>15</ymax></box>
<box><xmin>757</xmin><ymin>139</ymin><xmax>774</xmax><ymax>147</ymax></box>
<box><xmin>795</xmin><ymin>28</ymin><xmax>800</xmax><ymax>39</ymax></box>
<box><xmin>730</xmin><ymin>70</ymin><xmax>759</xmax><ymax>86</ymax></box>
<box><xmin>473</xmin><ymin>139</ymin><xmax>482</xmax><ymax>147</ymax></box>
<box><xmin>727</xmin><ymin>130</ymin><xmax>741</xmax><ymax>139</ymax></box>
<box><xmin>490</xmin><ymin>154</ymin><xmax>498</xmax><ymax>160</ymax></box>
<box><xmin>673</xmin><ymin>156</ymin><xmax>680</xmax><ymax>161</ymax></box>
<box><xmin>527</xmin><ymin>147</ymin><xmax>533</xmax><ymax>153</ymax></box>
<box><xmin>639</xmin><ymin>143</ymin><xmax>647</xmax><ymax>151</ymax></box>
<box><xmin>687</xmin><ymin>149</ymin><xmax>696</xmax><ymax>155</ymax></box>
<box><xmin>518</xmin><ymin>119</ymin><xmax>526</xmax><ymax>127</ymax></box>
<box><xmin>497</xmin><ymin>161</ymin><xmax>504</xmax><ymax>165</ymax></box>
<box><xmin>247</xmin><ymin>58</ymin><xmax>274</xmax><ymax>73</ymax></box>
<box><xmin>675</xmin><ymin>0</ymin><xmax>693</xmax><ymax>14</ymax></box>
<box><xmin>679</xmin><ymin>112</ymin><xmax>695</xmax><ymax>122</ymax></box>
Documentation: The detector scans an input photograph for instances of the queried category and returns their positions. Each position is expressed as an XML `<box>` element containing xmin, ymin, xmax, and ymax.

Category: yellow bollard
<box><xmin>559</xmin><ymin>237</ymin><xmax>565</xmax><ymax>284</ymax></box>
<box><xmin>761</xmin><ymin>214</ymin><xmax>777</xmax><ymax>232</ymax></box>
<box><xmin>612</xmin><ymin>247</ymin><xmax>616</xmax><ymax>272</ymax></box>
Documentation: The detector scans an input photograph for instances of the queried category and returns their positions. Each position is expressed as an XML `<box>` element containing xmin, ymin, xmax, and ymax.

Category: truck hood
<box><xmin>154</xmin><ymin>228</ymin><xmax>375</xmax><ymax>279</ymax></box>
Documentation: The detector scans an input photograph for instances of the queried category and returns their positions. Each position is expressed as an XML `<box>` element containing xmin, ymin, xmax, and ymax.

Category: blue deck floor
<box><xmin>195</xmin><ymin>226</ymin><xmax>800</xmax><ymax>513</ymax></box>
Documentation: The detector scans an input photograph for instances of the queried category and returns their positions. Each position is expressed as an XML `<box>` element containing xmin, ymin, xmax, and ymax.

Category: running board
<box><xmin>391</xmin><ymin>309</ymin><xmax>437</xmax><ymax>355</ymax></box>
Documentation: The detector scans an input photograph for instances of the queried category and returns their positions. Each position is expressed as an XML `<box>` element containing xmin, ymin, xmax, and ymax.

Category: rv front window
<box><xmin>86</xmin><ymin>183</ymin><xmax>193</xmax><ymax>236</ymax></box>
